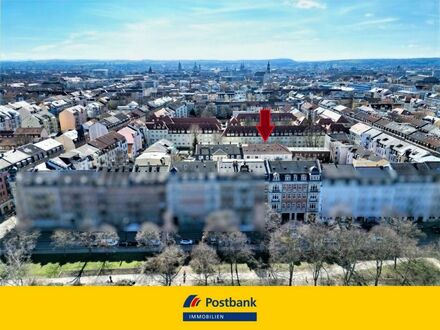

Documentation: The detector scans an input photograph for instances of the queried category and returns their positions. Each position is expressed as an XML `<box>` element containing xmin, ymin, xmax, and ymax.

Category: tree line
<box><xmin>1</xmin><ymin>211</ymin><xmax>439</xmax><ymax>286</ymax></box>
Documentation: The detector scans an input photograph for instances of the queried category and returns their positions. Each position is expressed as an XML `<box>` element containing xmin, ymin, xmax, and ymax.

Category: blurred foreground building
<box><xmin>13</xmin><ymin>161</ymin><xmax>440</xmax><ymax>232</ymax></box>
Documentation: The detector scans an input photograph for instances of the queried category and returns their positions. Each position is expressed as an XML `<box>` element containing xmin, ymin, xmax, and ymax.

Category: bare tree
<box><xmin>202</xmin><ymin>210</ymin><xmax>240</xmax><ymax>250</ymax></box>
<box><xmin>395</xmin><ymin>238</ymin><xmax>422</xmax><ymax>285</ymax></box>
<box><xmin>298</xmin><ymin>224</ymin><xmax>331</xmax><ymax>286</ymax></box>
<box><xmin>0</xmin><ymin>230</ymin><xmax>39</xmax><ymax>286</ymax></box>
<box><xmin>367</xmin><ymin>224</ymin><xmax>400</xmax><ymax>286</ymax></box>
<box><xmin>51</xmin><ymin>229</ymin><xmax>119</xmax><ymax>284</ymax></box>
<box><xmin>304</xmin><ymin>127</ymin><xmax>324</xmax><ymax>147</ymax></box>
<box><xmin>218</xmin><ymin>231</ymin><xmax>253</xmax><ymax>286</ymax></box>
<box><xmin>269</xmin><ymin>224</ymin><xmax>302</xmax><ymax>286</ymax></box>
<box><xmin>52</xmin><ymin>230</ymin><xmax>119</xmax><ymax>252</ymax></box>
<box><xmin>143</xmin><ymin>244</ymin><xmax>185</xmax><ymax>286</ymax></box>
<box><xmin>190</xmin><ymin>243</ymin><xmax>219</xmax><ymax>285</ymax></box>
<box><xmin>204</xmin><ymin>210</ymin><xmax>240</xmax><ymax>233</ymax></box>
<box><xmin>135</xmin><ymin>222</ymin><xmax>162</xmax><ymax>249</ymax></box>
<box><xmin>386</xmin><ymin>218</ymin><xmax>424</xmax><ymax>269</ymax></box>
<box><xmin>331</xmin><ymin>227</ymin><xmax>368</xmax><ymax>285</ymax></box>
<box><xmin>51</xmin><ymin>229</ymin><xmax>78</xmax><ymax>252</ymax></box>
<box><xmin>190</xmin><ymin>124</ymin><xmax>200</xmax><ymax>154</ymax></box>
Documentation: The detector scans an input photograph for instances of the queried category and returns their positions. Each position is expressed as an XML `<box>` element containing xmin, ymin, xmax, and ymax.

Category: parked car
<box><xmin>179</xmin><ymin>239</ymin><xmax>194</xmax><ymax>245</ymax></box>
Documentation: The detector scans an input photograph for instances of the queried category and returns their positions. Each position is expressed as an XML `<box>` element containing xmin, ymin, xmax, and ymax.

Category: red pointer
<box><xmin>256</xmin><ymin>108</ymin><xmax>274</xmax><ymax>142</ymax></box>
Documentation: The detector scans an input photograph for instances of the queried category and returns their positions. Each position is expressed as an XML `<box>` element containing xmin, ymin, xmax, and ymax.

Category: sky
<box><xmin>1</xmin><ymin>0</ymin><xmax>439</xmax><ymax>61</ymax></box>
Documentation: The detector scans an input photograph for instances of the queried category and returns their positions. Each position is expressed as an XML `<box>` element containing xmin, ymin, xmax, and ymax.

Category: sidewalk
<box><xmin>32</xmin><ymin>259</ymin><xmax>427</xmax><ymax>286</ymax></box>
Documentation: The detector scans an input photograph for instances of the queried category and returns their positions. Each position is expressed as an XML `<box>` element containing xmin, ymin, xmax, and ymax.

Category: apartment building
<box><xmin>0</xmin><ymin>106</ymin><xmax>21</xmax><ymax>131</ymax></box>
<box><xmin>59</xmin><ymin>105</ymin><xmax>87</xmax><ymax>132</ymax></box>
<box><xmin>145</xmin><ymin>116</ymin><xmax>222</xmax><ymax>148</ymax></box>
<box><xmin>222</xmin><ymin>125</ymin><xmax>325</xmax><ymax>147</ymax></box>
<box><xmin>15</xmin><ymin>171</ymin><xmax>166</xmax><ymax>230</ymax></box>
<box><xmin>320</xmin><ymin>162</ymin><xmax>440</xmax><ymax>222</ymax></box>
<box><xmin>242</xmin><ymin>143</ymin><xmax>291</xmax><ymax>161</ymax></box>
<box><xmin>117</xmin><ymin>126</ymin><xmax>143</xmax><ymax>159</ymax></box>
<box><xmin>87</xmin><ymin>131</ymin><xmax>128</xmax><ymax>167</ymax></box>
<box><xmin>265</xmin><ymin>160</ymin><xmax>321</xmax><ymax>222</ymax></box>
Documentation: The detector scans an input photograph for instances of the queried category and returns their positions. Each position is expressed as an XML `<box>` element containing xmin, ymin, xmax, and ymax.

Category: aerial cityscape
<box><xmin>1</xmin><ymin>0</ymin><xmax>440</xmax><ymax>287</ymax></box>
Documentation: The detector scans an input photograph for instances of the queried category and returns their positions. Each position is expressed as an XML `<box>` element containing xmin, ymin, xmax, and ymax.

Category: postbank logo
<box><xmin>182</xmin><ymin>294</ymin><xmax>257</xmax><ymax>322</ymax></box>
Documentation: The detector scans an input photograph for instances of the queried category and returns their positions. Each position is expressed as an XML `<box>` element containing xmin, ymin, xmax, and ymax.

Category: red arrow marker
<box><xmin>256</xmin><ymin>108</ymin><xmax>275</xmax><ymax>142</ymax></box>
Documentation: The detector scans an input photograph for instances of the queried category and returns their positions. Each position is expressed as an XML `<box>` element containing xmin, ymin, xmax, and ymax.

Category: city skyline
<box><xmin>1</xmin><ymin>0</ymin><xmax>439</xmax><ymax>61</ymax></box>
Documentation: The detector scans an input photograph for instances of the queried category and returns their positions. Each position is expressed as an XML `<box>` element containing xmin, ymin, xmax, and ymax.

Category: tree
<box><xmin>51</xmin><ymin>229</ymin><xmax>78</xmax><ymax>251</ymax></box>
<box><xmin>395</xmin><ymin>238</ymin><xmax>422</xmax><ymax>285</ymax></box>
<box><xmin>135</xmin><ymin>222</ymin><xmax>162</xmax><ymax>249</ymax></box>
<box><xmin>304</xmin><ymin>127</ymin><xmax>324</xmax><ymax>148</ymax></box>
<box><xmin>51</xmin><ymin>230</ymin><xmax>119</xmax><ymax>252</ymax></box>
<box><xmin>143</xmin><ymin>244</ymin><xmax>185</xmax><ymax>286</ymax></box>
<box><xmin>190</xmin><ymin>243</ymin><xmax>219</xmax><ymax>285</ymax></box>
<box><xmin>386</xmin><ymin>218</ymin><xmax>424</xmax><ymax>269</ymax></box>
<box><xmin>367</xmin><ymin>224</ymin><xmax>400</xmax><ymax>286</ymax></box>
<box><xmin>202</xmin><ymin>210</ymin><xmax>240</xmax><ymax>250</ymax></box>
<box><xmin>190</xmin><ymin>124</ymin><xmax>199</xmax><ymax>154</ymax></box>
<box><xmin>331</xmin><ymin>227</ymin><xmax>368</xmax><ymax>285</ymax></box>
<box><xmin>269</xmin><ymin>224</ymin><xmax>302</xmax><ymax>286</ymax></box>
<box><xmin>218</xmin><ymin>231</ymin><xmax>253</xmax><ymax>286</ymax></box>
<box><xmin>254</xmin><ymin>204</ymin><xmax>282</xmax><ymax>234</ymax></box>
<box><xmin>0</xmin><ymin>230</ymin><xmax>39</xmax><ymax>286</ymax></box>
<box><xmin>51</xmin><ymin>229</ymin><xmax>119</xmax><ymax>284</ymax></box>
<box><xmin>204</xmin><ymin>210</ymin><xmax>240</xmax><ymax>233</ymax></box>
<box><xmin>298</xmin><ymin>224</ymin><xmax>331</xmax><ymax>286</ymax></box>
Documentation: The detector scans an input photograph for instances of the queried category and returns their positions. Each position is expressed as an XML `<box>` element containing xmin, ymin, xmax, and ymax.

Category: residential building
<box><xmin>88</xmin><ymin>131</ymin><xmax>128</xmax><ymax>167</ymax></box>
<box><xmin>117</xmin><ymin>126</ymin><xmax>143</xmax><ymax>159</ymax></box>
<box><xmin>59</xmin><ymin>105</ymin><xmax>87</xmax><ymax>132</ymax></box>
<box><xmin>265</xmin><ymin>160</ymin><xmax>321</xmax><ymax>222</ymax></box>
<box><xmin>194</xmin><ymin>144</ymin><xmax>242</xmax><ymax>161</ymax></box>
<box><xmin>0</xmin><ymin>106</ymin><xmax>21</xmax><ymax>131</ymax></box>
<box><xmin>242</xmin><ymin>143</ymin><xmax>291</xmax><ymax>161</ymax></box>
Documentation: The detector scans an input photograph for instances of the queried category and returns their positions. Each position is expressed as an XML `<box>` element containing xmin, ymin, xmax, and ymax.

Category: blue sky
<box><xmin>1</xmin><ymin>0</ymin><xmax>439</xmax><ymax>60</ymax></box>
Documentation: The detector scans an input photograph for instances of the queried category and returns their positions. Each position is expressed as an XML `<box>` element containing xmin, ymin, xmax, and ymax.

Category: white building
<box><xmin>0</xmin><ymin>106</ymin><xmax>21</xmax><ymax>131</ymax></box>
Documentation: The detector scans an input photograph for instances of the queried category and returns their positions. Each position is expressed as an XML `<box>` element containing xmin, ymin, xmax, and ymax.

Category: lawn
<box><xmin>28</xmin><ymin>261</ymin><xmax>144</xmax><ymax>278</ymax></box>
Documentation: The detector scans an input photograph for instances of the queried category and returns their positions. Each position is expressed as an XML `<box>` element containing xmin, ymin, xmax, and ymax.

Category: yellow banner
<box><xmin>1</xmin><ymin>287</ymin><xmax>437</xmax><ymax>329</ymax></box>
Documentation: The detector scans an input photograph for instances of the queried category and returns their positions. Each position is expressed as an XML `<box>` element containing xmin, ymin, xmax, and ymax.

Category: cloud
<box><xmin>338</xmin><ymin>3</ymin><xmax>371</xmax><ymax>15</ymax></box>
<box><xmin>292</xmin><ymin>0</ymin><xmax>326</xmax><ymax>10</ymax></box>
<box><xmin>31</xmin><ymin>31</ymin><xmax>99</xmax><ymax>54</ymax></box>
<box><xmin>2</xmin><ymin>2</ymin><xmax>435</xmax><ymax>61</ymax></box>
<box><xmin>350</xmin><ymin>17</ymin><xmax>398</xmax><ymax>27</ymax></box>
<box><xmin>191</xmin><ymin>3</ymin><xmax>273</xmax><ymax>15</ymax></box>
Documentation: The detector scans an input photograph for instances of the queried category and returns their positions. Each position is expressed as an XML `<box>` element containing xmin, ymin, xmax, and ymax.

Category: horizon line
<box><xmin>1</xmin><ymin>56</ymin><xmax>439</xmax><ymax>63</ymax></box>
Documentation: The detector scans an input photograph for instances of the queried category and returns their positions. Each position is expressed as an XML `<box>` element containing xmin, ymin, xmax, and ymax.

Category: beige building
<box><xmin>59</xmin><ymin>105</ymin><xmax>87</xmax><ymax>132</ymax></box>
